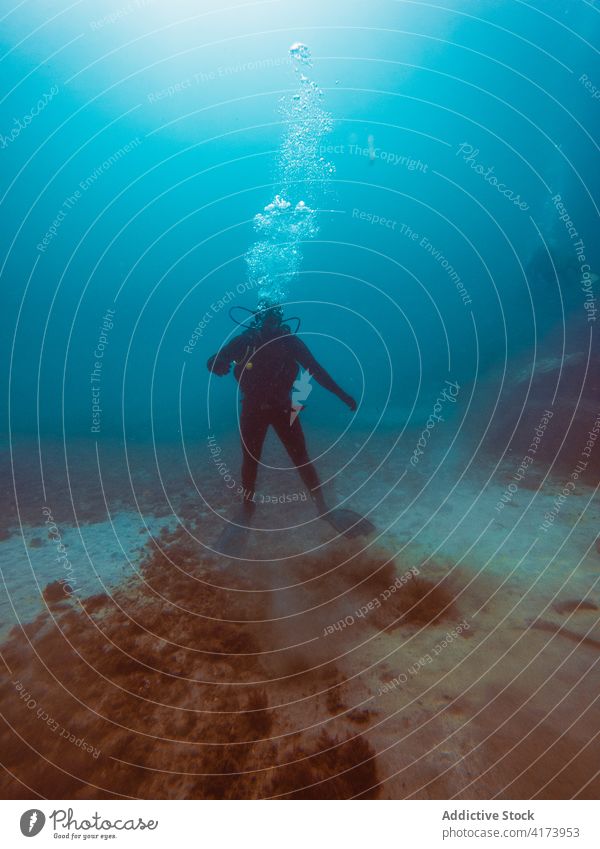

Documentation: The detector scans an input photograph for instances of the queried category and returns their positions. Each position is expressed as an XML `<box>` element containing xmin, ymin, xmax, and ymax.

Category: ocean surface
<box><xmin>1</xmin><ymin>0</ymin><xmax>599</xmax><ymax>800</ymax></box>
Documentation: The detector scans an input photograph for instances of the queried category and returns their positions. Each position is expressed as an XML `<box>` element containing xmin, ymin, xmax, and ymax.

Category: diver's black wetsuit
<box><xmin>207</xmin><ymin>324</ymin><xmax>355</xmax><ymax>510</ymax></box>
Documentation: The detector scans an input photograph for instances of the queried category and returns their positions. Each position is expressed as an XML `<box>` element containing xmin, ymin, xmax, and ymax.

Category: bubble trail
<box><xmin>245</xmin><ymin>43</ymin><xmax>334</xmax><ymax>311</ymax></box>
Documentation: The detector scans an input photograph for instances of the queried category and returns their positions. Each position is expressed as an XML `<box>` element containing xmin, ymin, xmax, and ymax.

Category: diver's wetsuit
<box><xmin>207</xmin><ymin>325</ymin><xmax>354</xmax><ymax>510</ymax></box>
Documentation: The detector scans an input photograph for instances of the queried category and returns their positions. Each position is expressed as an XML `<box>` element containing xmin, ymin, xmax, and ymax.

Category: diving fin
<box><xmin>323</xmin><ymin>507</ymin><xmax>376</xmax><ymax>539</ymax></box>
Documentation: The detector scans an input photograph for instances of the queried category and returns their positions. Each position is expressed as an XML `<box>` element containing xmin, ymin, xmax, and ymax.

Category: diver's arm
<box><xmin>207</xmin><ymin>333</ymin><xmax>249</xmax><ymax>376</ymax></box>
<box><xmin>292</xmin><ymin>337</ymin><xmax>357</xmax><ymax>410</ymax></box>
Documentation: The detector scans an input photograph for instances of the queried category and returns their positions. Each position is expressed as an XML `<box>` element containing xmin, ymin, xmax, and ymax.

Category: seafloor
<box><xmin>0</xmin><ymin>416</ymin><xmax>598</xmax><ymax>800</ymax></box>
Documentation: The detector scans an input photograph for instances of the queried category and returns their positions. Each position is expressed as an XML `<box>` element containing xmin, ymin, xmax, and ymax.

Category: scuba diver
<box><xmin>207</xmin><ymin>305</ymin><xmax>375</xmax><ymax>554</ymax></box>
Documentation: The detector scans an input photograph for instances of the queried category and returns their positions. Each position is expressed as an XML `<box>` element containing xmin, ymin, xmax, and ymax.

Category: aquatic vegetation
<box><xmin>42</xmin><ymin>580</ymin><xmax>72</xmax><ymax>604</ymax></box>
<box><xmin>0</xmin><ymin>526</ymin><xmax>384</xmax><ymax>799</ymax></box>
<box><xmin>389</xmin><ymin>573</ymin><xmax>457</xmax><ymax>628</ymax></box>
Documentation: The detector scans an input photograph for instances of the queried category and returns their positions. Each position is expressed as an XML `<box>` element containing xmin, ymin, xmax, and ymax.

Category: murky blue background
<box><xmin>1</xmin><ymin>0</ymin><xmax>598</xmax><ymax>448</ymax></box>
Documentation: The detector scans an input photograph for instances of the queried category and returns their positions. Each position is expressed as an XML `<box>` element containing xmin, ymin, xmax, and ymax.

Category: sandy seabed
<box><xmin>0</xmin><ymin>432</ymin><xmax>599</xmax><ymax>799</ymax></box>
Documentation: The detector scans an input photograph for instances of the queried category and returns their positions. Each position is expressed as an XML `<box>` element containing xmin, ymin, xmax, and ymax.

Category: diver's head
<box><xmin>229</xmin><ymin>303</ymin><xmax>300</xmax><ymax>335</ymax></box>
<box><xmin>253</xmin><ymin>305</ymin><xmax>284</xmax><ymax>333</ymax></box>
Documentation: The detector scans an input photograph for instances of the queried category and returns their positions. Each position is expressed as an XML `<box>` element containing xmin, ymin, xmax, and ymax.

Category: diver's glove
<box><xmin>207</xmin><ymin>354</ymin><xmax>230</xmax><ymax>376</ymax></box>
<box><xmin>340</xmin><ymin>392</ymin><xmax>357</xmax><ymax>412</ymax></box>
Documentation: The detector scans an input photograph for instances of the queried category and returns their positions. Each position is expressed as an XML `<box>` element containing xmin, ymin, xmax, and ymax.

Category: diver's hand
<box><xmin>341</xmin><ymin>392</ymin><xmax>357</xmax><ymax>412</ymax></box>
<box><xmin>207</xmin><ymin>355</ymin><xmax>230</xmax><ymax>376</ymax></box>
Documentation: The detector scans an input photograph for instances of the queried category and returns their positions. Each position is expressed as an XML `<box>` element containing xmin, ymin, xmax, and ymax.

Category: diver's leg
<box><xmin>239</xmin><ymin>403</ymin><xmax>270</xmax><ymax>514</ymax></box>
<box><xmin>270</xmin><ymin>407</ymin><xmax>375</xmax><ymax>538</ymax></box>
<box><xmin>271</xmin><ymin>407</ymin><xmax>328</xmax><ymax>514</ymax></box>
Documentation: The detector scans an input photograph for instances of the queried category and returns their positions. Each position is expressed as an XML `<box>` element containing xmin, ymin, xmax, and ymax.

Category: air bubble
<box><xmin>245</xmin><ymin>43</ymin><xmax>334</xmax><ymax>310</ymax></box>
<box><xmin>289</xmin><ymin>42</ymin><xmax>312</xmax><ymax>66</ymax></box>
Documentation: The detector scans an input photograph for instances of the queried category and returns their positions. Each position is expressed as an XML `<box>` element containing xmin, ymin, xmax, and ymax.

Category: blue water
<box><xmin>1</xmin><ymin>0</ymin><xmax>597</xmax><ymax>449</ymax></box>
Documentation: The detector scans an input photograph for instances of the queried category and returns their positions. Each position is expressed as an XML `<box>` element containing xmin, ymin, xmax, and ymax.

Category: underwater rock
<box><xmin>527</xmin><ymin>617</ymin><xmax>600</xmax><ymax>651</ymax></box>
<box><xmin>477</xmin><ymin>313</ymin><xmax>600</xmax><ymax>477</ymax></box>
<box><xmin>553</xmin><ymin>598</ymin><xmax>599</xmax><ymax>615</ymax></box>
